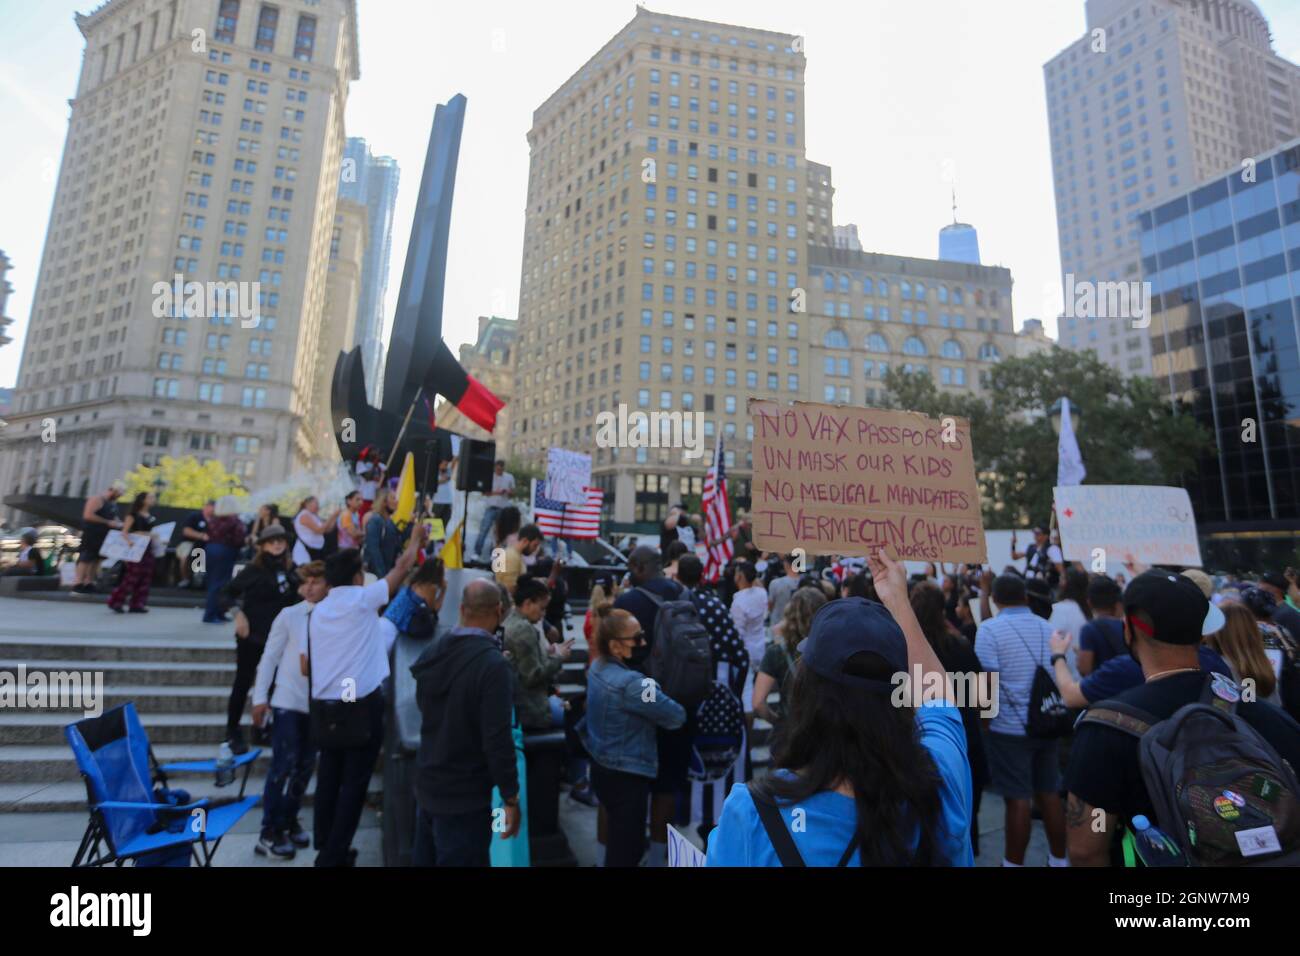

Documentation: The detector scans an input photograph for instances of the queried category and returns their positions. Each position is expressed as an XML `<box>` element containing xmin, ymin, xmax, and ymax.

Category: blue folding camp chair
<box><xmin>66</xmin><ymin>702</ymin><xmax>261</xmax><ymax>866</ymax></box>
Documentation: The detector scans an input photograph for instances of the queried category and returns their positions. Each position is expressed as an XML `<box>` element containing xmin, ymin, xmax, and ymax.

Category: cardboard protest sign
<box><xmin>546</xmin><ymin>448</ymin><xmax>592</xmax><ymax>506</ymax></box>
<box><xmin>1054</xmin><ymin>485</ymin><xmax>1202</xmax><ymax>568</ymax></box>
<box><xmin>667</xmin><ymin>825</ymin><xmax>707</xmax><ymax>867</ymax></box>
<box><xmin>100</xmin><ymin>532</ymin><xmax>151</xmax><ymax>564</ymax></box>
<box><xmin>749</xmin><ymin>400</ymin><xmax>986</xmax><ymax>563</ymax></box>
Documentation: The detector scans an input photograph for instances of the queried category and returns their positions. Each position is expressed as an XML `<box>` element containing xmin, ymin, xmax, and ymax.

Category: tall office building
<box><xmin>513</xmin><ymin>8</ymin><xmax>1028</xmax><ymax>524</ymax></box>
<box><xmin>513</xmin><ymin>9</ymin><xmax>808</xmax><ymax>522</ymax></box>
<box><xmin>1142</xmin><ymin>138</ymin><xmax>1300</xmax><ymax>532</ymax></box>
<box><xmin>0</xmin><ymin>0</ymin><xmax>358</xmax><ymax>516</ymax></box>
<box><xmin>1045</xmin><ymin>0</ymin><xmax>1300</xmax><ymax>378</ymax></box>
<box><xmin>938</xmin><ymin>221</ymin><xmax>981</xmax><ymax>265</ymax></box>
<box><xmin>339</xmin><ymin>137</ymin><xmax>400</xmax><ymax>405</ymax></box>
<box><xmin>309</xmin><ymin>198</ymin><xmax>367</xmax><ymax>461</ymax></box>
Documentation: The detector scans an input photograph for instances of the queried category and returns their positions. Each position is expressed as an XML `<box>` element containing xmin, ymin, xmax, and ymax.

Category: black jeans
<box><xmin>591</xmin><ymin>762</ymin><xmax>651</xmax><ymax>867</ymax></box>
<box><xmin>411</xmin><ymin>805</ymin><xmax>493</xmax><ymax>867</ymax></box>
<box><xmin>226</xmin><ymin>636</ymin><xmax>266</xmax><ymax>734</ymax></box>
<box><xmin>312</xmin><ymin>689</ymin><xmax>385</xmax><ymax>866</ymax></box>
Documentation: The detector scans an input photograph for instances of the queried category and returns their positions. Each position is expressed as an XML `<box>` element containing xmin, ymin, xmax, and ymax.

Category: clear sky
<box><xmin>3</xmin><ymin>0</ymin><xmax>1300</xmax><ymax>390</ymax></box>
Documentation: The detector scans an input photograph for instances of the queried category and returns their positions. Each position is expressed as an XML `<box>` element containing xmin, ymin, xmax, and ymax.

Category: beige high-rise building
<box><xmin>1045</xmin><ymin>0</ymin><xmax>1300</xmax><ymax>378</ymax></box>
<box><xmin>514</xmin><ymin>7</ymin><xmax>1029</xmax><ymax>524</ymax></box>
<box><xmin>514</xmin><ymin>9</ymin><xmax>809</xmax><ymax>523</ymax></box>
<box><xmin>0</xmin><ymin>0</ymin><xmax>358</xmax><ymax>517</ymax></box>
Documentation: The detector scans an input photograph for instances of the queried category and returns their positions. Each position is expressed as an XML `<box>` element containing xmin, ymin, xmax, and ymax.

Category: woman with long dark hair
<box><xmin>221</xmin><ymin>525</ymin><xmax>300</xmax><ymax>753</ymax></box>
<box><xmin>910</xmin><ymin>580</ymin><xmax>990</xmax><ymax>857</ymax></box>
<box><xmin>107</xmin><ymin>492</ymin><xmax>159</xmax><ymax>613</ymax></box>
<box><xmin>753</xmin><ymin>586</ymin><xmax>826</xmax><ymax>727</ymax></box>
<box><xmin>493</xmin><ymin>505</ymin><xmax>523</xmax><ymax>553</ymax></box>
<box><xmin>707</xmin><ymin>551</ymin><xmax>972</xmax><ymax>867</ymax></box>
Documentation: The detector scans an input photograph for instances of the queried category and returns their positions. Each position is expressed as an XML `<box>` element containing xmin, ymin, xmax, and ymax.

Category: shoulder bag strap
<box><xmin>835</xmin><ymin>835</ymin><xmax>859</xmax><ymax>867</ymax></box>
<box><xmin>636</xmin><ymin>585</ymin><xmax>665</xmax><ymax>607</ymax></box>
<box><xmin>751</xmin><ymin>793</ymin><xmax>805</xmax><ymax>867</ymax></box>
<box><xmin>305</xmin><ymin>608</ymin><xmax>314</xmax><ymax>701</ymax></box>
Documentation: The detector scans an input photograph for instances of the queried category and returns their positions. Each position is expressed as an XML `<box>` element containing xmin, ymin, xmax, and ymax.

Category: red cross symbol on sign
<box><xmin>1062</xmin><ymin>508</ymin><xmax>1074</xmax><ymax>518</ymax></box>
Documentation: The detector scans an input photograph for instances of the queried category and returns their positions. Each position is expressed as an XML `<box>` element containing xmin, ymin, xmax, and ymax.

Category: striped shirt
<box><xmin>974</xmin><ymin>606</ymin><xmax>1056</xmax><ymax>736</ymax></box>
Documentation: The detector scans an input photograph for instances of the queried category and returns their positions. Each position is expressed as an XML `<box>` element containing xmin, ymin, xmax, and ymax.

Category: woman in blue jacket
<box><xmin>707</xmin><ymin>550</ymin><xmax>973</xmax><ymax>867</ymax></box>
<box><xmin>578</xmin><ymin>603</ymin><xmax>685</xmax><ymax>866</ymax></box>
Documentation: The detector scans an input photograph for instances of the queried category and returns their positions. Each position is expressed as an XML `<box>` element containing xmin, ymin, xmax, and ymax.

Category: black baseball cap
<box><xmin>1124</xmin><ymin>569</ymin><xmax>1225</xmax><ymax>645</ymax></box>
<box><xmin>1261</xmin><ymin>571</ymin><xmax>1288</xmax><ymax>592</ymax></box>
<box><xmin>796</xmin><ymin>597</ymin><xmax>906</xmax><ymax>694</ymax></box>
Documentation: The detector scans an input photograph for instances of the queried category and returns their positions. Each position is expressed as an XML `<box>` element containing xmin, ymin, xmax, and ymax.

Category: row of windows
<box><xmin>152</xmin><ymin>378</ymin><xmax>268</xmax><ymax>407</ymax></box>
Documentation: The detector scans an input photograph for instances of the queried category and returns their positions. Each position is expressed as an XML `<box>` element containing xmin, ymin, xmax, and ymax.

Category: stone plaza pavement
<box><xmin>0</xmin><ymin>596</ymin><xmax>1047</xmax><ymax>867</ymax></box>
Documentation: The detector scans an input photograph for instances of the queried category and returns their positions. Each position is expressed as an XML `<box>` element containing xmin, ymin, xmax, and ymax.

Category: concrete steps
<box><xmin>1</xmin><ymin>711</ymin><xmax>233</xmax><ymax>746</ymax></box>
<box><xmin>0</xmin><ymin>773</ymin><xmax>379</xmax><ymax>813</ymax></box>
<box><xmin>0</xmin><ymin>659</ymin><xmax>234</xmax><ymax>687</ymax></box>
<box><xmin>0</xmin><ymin>635</ymin><xmax>232</xmax><ymax>664</ymax></box>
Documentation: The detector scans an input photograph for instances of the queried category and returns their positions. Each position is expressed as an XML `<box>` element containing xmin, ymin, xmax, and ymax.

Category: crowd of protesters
<box><xmin>54</xmin><ymin>472</ymin><xmax>1300</xmax><ymax>867</ymax></box>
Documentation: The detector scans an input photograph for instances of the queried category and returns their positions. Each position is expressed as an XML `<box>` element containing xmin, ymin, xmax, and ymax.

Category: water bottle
<box><xmin>215</xmin><ymin>741</ymin><xmax>235</xmax><ymax>788</ymax></box>
<box><xmin>1131</xmin><ymin>815</ymin><xmax>1186</xmax><ymax>866</ymax></box>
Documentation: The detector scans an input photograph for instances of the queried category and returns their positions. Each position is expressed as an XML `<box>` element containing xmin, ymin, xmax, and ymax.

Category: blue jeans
<box><xmin>203</xmin><ymin>542</ymin><xmax>237</xmax><ymax>622</ymax></box>
<box><xmin>261</xmin><ymin>708</ymin><xmax>316</xmax><ymax>832</ymax></box>
<box><xmin>474</xmin><ymin>506</ymin><xmax>501</xmax><ymax>558</ymax></box>
<box><xmin>411</xmin><ymin>805</ymin><xmax>493</xmax><ymax>867</ymax></box>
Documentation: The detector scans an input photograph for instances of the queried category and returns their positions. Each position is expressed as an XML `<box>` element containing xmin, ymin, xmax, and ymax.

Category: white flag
<box><xmin>1057</xmin><ymin>397</ymin><xmax>1086</xmax><ymax>487</ymax></box>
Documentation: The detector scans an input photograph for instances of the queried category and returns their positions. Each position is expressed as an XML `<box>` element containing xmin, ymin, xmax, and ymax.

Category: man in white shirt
<box><xmin>473</xmin><ymin>460</ymin><xmax>516</xmax><ymax>559</ymax></box>
<box><xmin>297</xmin><ymin>524</ymin><xmax>426</xmax><ymax>866</ymax></box>
<box><xmin>250</xmin><ymin>560</ymin><xmax>327</xmax><ymax>860</ymax></box>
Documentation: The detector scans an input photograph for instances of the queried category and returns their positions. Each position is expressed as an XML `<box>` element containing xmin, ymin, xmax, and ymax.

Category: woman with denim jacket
<box><xmin>577</xmin><ymin>603</ymin><xmax>686</xmax><ymax>866</ymax></box>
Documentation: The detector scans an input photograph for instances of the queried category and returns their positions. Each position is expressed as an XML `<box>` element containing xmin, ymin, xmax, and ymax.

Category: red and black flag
<box><xmin>425</xmin><ymin>340</ymin><xmax>504</xmax><ymax>433</ymax></box>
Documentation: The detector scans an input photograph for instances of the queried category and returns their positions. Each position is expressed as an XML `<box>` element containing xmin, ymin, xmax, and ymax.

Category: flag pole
<box><xmin>385</xmin><ymin>385</ymin><xmax>424</xmax><ymax>476</ymax></box>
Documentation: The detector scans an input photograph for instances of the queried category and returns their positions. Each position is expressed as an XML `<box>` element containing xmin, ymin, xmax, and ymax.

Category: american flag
<box><xmin>533</xmin><ymin>480</ymin><xmax>603</xmax><ymax>539</ymax></box>
<box><xmin>702</xmin><ymin>439</ymin><xmax>734</xmax><ymax>583</ymax></box>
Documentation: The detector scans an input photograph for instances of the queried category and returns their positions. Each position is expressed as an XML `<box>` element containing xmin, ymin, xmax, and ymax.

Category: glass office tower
<box><xmin>1142</xmin><ymin>139</ymin><xmax>1300</xmax><ymax>531</ymax></box>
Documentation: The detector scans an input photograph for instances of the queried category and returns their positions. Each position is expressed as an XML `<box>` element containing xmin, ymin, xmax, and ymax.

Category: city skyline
<box><xmin>5</xmin><ymin>0</ymin><xmax>1298</xmax><ymax>392</ymax></box>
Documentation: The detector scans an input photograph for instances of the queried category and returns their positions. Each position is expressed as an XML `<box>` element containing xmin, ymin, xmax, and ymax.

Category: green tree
<box><xmin>121</xmin><ymin>456</ymin><xmax>245</xmax><ymax>508</ymax></box>
<box><xmin>505</xmin><ymin>456</ymin><xmax>545</xmax><ymax>498</ymax></box>
<box><xmin>880</xmin><ymin>348</ymin><xmax>1211</xmax><ymax>527</ymax></box>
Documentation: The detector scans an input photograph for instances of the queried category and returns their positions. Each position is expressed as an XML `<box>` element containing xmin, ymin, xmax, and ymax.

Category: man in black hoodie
<box><xmin>410</xmin><ymin>577</ymin><xmax>521</xmax><ymax>866</ymax></box>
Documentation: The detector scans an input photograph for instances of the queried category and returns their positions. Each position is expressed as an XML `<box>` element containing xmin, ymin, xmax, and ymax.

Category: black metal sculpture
<box><xmin>331</xmin><ymin>93</ymin><xmax>497</xmax><ymax>483</ymax></box>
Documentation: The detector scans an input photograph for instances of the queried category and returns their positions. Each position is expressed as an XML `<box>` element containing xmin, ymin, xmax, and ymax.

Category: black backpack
<box><xmin>1080</xmin><ymin>673</ymin><xmax>1300</xmax><ymax>866</ymax></box>
<box><xmin>1008</xmin><ymin>622</ymin><xmax>1073</xmax><ymax>738</ymax></box>
<box><xmin>636</xmin><ymin>586</ymin><xmax>713</xmax><ymax>711</ymax></box>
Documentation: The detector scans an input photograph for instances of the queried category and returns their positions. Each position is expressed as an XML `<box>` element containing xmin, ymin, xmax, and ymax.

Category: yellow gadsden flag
<box><xmin>441</xmin><ymin>520</ymin><xmax>464</xmax><ymax>569</ymax></box>
<box><xmin>392</xmin><ymin>451</ymin><xmax>416</xmax><ymax>529</ymax></box>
